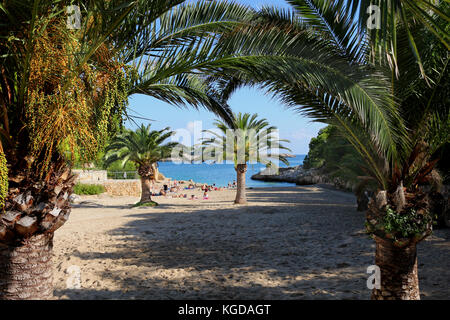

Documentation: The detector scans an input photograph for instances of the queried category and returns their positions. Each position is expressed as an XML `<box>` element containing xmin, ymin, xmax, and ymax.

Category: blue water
<box><xmin>157</xmin><ymin>155</ymin><xmax>305</xmax><ymax>188</ymax></box>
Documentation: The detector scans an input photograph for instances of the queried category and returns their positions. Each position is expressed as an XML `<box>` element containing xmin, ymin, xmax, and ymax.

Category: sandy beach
<box><xmin>52</xmin><ymin>185</ymin><xmax>450</xmax><ymax>300</ymax></box>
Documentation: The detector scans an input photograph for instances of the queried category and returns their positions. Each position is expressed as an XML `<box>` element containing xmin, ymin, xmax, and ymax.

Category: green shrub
<box><xmin>303</xmin><ymin>125</ymin><xmax>370</xmax><ymax>185</ymax></box>
<box><xmin>73</xmin><ymin>183</ymin><xmax>105</xmax><ymax>195</ymax></box>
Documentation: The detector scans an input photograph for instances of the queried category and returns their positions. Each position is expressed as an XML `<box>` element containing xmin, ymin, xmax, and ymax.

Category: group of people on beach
<box><xmin>150</xmin><ymin>179</ymin><xmax>237</xmax><ymax>201</ymax></box>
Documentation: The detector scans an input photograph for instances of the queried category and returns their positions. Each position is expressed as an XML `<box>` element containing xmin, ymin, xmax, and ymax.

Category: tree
<box><xmin>289</xmin><ymin>0</ymin><xmax>449</xmax><ymax>300</ymax></box>
<box><xmin>208</xmin><ymin>1</ymin><xmax>449</xmax><ymax>299</ymax></box>
<box><xmin>201</xmin><ymin>113</ymin><xmax>290</xmax><ymax>204</ymax></box>
<box><xmin>0</xmin><ymin>0</ymin><xmax>254</xmax><ymax>299</ymax></box>
<box><xmin>104</xmin><ymin>125</ymin><xmax>179</xmax><ymax>205</ymax></box>
<box><xmin>0</xmin><ymin>0</ymin><xmax>137</xmax><ymax>299</ymax></box>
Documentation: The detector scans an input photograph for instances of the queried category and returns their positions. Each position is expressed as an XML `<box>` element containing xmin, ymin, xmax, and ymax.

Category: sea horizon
<box><xmin>156</xmin><ymin>154</ymin><xmax>306</xmax><ymax>188</ymax></box>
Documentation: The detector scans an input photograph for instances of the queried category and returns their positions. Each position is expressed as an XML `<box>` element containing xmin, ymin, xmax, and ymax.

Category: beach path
<box><xmin>53</xmin><ymin>186</ymin><xmax>450</xmax><ymax>299</ymax></box>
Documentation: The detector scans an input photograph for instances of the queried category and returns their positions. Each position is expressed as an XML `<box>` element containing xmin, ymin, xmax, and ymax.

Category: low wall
<box><xmin>102</xmin><ymin>179</ymin><xmax>141</xmax><ymax>197</ymax></box>
<box><xmin>73</xmin><ymin>170</ymin><xmax>141</xmax><ymax>197</ymax></box>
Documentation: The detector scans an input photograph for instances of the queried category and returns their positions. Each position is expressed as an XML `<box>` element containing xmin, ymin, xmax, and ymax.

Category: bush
<box><xmin>73</xmin><ymin>183</ymin><xmax>105</xmax><ymax>195</ymax></box>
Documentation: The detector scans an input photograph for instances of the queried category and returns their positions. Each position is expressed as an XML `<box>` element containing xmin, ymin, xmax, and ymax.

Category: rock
<box><xmin>251</xmin><ymin>165</ymin><xmax>325</xmax><ymax>185</ymax></box>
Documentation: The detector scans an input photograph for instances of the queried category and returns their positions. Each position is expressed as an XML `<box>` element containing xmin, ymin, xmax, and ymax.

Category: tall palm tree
<box><xmin>0</xmin><ymin>0</ymin><xmax>140</xmax><ymax>300</ymax></box>
<box><xmin>201</xmin><ymin>113</ymin><xmax>291</xmax><ymax>204</ymax></box>
<box><xmin>104</xmin><ymin>125</ymin><xmax>179</xmax><ymax>205</ymax></box>
<box><xmin>0</xmin><ymin>0</ymin><xmax>254</xmax><ymax>299</ymax></box>
<box><xmin>209</xmin><ymin>1</ymin><xmax>449</xmax><ymax>299</ymax></box>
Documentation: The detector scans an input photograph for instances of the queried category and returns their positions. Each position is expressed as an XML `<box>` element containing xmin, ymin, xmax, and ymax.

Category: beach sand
<box><xmin>52</xmin><ymin>185</ymin><xmax>450</xmax><ymax>300</ymax></box>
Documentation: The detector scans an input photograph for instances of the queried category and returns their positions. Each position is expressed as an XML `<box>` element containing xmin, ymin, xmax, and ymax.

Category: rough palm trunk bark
<box><xmin>365</xmin><ymin>189</ymin><xmax>431</xmax><ymax>300</ymax></box>
<box><xmin>234</xmin><ymin>164</ymin><xmax>247</xmax><ymax>204</ymax></box>
<box><xmin>137</xmin><ymin>164</ymin><xmax>156</xmax><ymax>204</ymax></box>
<box><xmin>371</xmin><ymin>236</ymin><xmax>420</xmax><ymax>300</ymax></box>
<box><xmin>1</xmin><ymin>162</ymin><xmax>74</xmax><ymax>299</ymax></box>
<box><xmin>140</xmin><ymin>176</ymin><xmax>153</xmax><ymax>203</ymax></box>
<box><xmin>0</xmin><ymin>233</ymin><xmax>54</xmax><ymax>300</ymax></box>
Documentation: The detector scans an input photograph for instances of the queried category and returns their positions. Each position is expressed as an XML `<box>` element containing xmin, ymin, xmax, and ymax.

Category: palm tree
<box><xmin>0</xmin><ymin>0</ymin><xmax>140</xmax><ymax>300</ymax></box>
<box><xmin>0</xmin><ymin>0</ymin><xmax>255</xmax><ymax>299</ymax></box>
<box><xmin>201</xmin><ymin>113</ymin><xmax>291</xmax><ymax>204</ymax></box>
<box><xmin>104</xmin><ymin>125</ymin><xmax>179</xmax><ymax>205</ymax></box>
<box><xmin>209</xmin><ymin>1</ymin><xmax>449</xmax><ymax>299</ymax></box>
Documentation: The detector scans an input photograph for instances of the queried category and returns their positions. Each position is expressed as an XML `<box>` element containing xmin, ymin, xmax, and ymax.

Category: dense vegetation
<box><xmin>304</xmin><ymin>123</ymin><xmax>449</xmax><ymax>190</ymax></box>
<box><xmin>303</xmin><ymin>126</ymin><xmax>369</xmax><ymax>187</ymax></box>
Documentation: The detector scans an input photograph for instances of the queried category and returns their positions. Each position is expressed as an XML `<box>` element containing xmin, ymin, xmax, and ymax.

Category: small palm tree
<box><xmin>201</xmin><ymin>113</ymin><xmax>291</xmax><ymax>204</ymax></box>
<box><xmin>104</xmin><ymin>124</ymin><xmax>179</xmax><ymax>205</ymax></box>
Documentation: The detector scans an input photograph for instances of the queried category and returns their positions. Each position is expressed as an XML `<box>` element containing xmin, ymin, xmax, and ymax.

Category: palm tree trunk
<box><xmin>138</xmin><ymin>164</ymin><xmax>155</xmax><ymax>204</ymax></box>
<box><xmin>0</xmin><ymin>233</ymin><xmax>54</xmax><ymax>300</ymax></box>
<box><xmin>234</xmin><ymin>164</ymin><xmax>247</xmax><ymax>204</ymax></box>
<box><xmin>140</xmin><ymin>176</ymin><xmax>153</xmax><ymax>203</ymax></box>
<box><xmin>371</xmin><ymin>236</ymin><xmax>420</xmax><ymax>300</ymax></box>
<box><xmin>0</xmin><ymin>162</ymin><xmax>74</xmax><ymax>299</ymax></box>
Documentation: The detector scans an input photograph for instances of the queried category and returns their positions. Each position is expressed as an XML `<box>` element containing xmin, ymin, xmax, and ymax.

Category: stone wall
<box><xmin>102</xmin><ymin>180</ymin><xmax>141</xmax><ymax>197</ymax></box>
<box><xmin>73</xmin><ymin>170</ymin><xmax>141</xmax><ymax>197</ymax></box>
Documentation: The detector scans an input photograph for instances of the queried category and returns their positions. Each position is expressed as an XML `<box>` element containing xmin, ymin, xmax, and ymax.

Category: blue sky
<box><xmin>125</xmin><ymin>0</ymin><xmax>326</xmax><ymax>154</ymax></box>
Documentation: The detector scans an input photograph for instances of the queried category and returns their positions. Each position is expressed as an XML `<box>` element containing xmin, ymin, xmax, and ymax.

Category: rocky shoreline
<box><xmin>251</xmin><ymin>165</ymin><xmax>353</xmax><ymax>191</ymax></box>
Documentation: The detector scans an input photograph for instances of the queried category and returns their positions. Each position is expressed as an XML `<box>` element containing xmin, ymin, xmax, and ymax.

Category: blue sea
<box><xmin>157</xmin><ymin>155</ymin><xmax>305</xmax><ymax>188</ymax></box>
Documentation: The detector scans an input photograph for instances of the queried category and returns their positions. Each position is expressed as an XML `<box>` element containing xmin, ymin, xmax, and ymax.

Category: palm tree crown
<box><xmin>104</xmin><ymin>124</ymin><xmax>179</xmax><ymax>171</ymax></box>
<box><xmin>201</xmin><ymin>112</ymin><xmax>291</xmax><ymax>168</ymax></box>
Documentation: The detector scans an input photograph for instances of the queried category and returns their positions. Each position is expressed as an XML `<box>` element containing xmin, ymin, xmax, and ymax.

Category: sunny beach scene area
<box><xmin>0</xmin><ymin>0</ymin><xmax>449</xmax><ymax>308</ymax></box>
